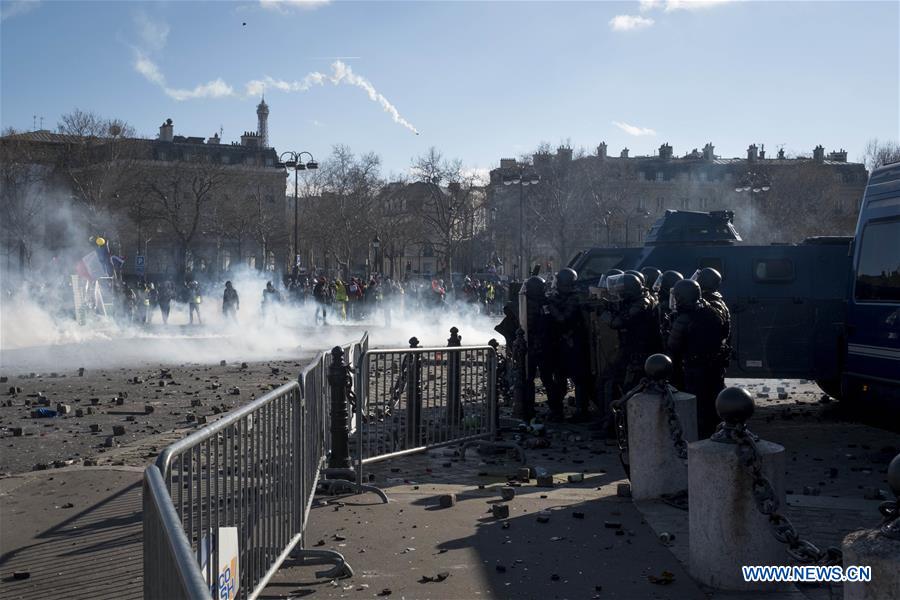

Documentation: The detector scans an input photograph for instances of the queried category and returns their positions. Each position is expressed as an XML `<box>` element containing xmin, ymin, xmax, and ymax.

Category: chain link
<box><xmin>661</xmin><ymin>385</ymin><xmax>688</xmax><ymax>462</ymax></box>
<box><xmin>732</xmin><ymin>427</ymin><xmax>842</xmax><ymax>565</ymax></box>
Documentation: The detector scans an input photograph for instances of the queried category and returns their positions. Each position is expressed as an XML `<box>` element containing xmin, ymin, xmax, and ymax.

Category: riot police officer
<box><xmin>546</xmin><ymin>268</ymin><xmax>591</xmax><ymax>422</ymax></box>
<box><xmin>653</xmin><ymin>270</ymin><xmax>684</xmax><ymax>349</ymax></box>
<box><xmin>666</xmin><ymin>279</ymin><xmax>729</xmax><ymax>438</ymax></box>
<box><xmin>521</xmin><ymin>275</ymin><xmax>556</xmax><ymax>421</ymax></box>
<box><xmin>640</xmin><ymin>267</ymin><xmax>662</xmax><ymax>294</ymax></box>
<box><xmin>593</xmin><ymin>269</ymin><xmax>623</xmax><ymax>432</ymax></box>
<box><xmin>607</xmin><ymin>273</ymin><xmax>659</xmax><ymax>393</ymax></box>
<box><xmin>692</xmin><ymin>267</ymin><xmax>731</xmax><ymax>340</ymax></box>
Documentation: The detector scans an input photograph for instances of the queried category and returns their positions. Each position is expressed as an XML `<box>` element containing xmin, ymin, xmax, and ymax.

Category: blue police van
<box><xmin>567</xmin><ymin>163</ymin><xmax>900</xmax><ymax>410</ymax></box>
<box><xmin>843</xmin><ymin>162</ymin><xmax>900</xmax><ymax>409</ymax></box>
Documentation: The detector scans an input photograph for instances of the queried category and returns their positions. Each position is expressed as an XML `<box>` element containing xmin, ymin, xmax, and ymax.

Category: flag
<box><xmin>76</xmin><ymin>251</ymin><xmax>107</xmax><ymax>281</ymax></box>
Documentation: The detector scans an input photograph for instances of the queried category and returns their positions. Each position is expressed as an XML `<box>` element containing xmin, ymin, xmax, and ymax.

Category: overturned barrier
<box><xmin>143</xmin><ymin>334</ymin><xmax>368</xmax><ymax>600</ymax></box>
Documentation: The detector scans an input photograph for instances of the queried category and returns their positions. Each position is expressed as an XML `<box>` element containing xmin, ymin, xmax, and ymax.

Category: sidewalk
<box><xmin>0</xmin><ymin>467</ymin><xmax>143</xmax><ymax>600</ymax></box>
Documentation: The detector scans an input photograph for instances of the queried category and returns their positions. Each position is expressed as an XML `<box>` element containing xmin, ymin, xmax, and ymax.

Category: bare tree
<box><xmin>411</xmin><ymin>147</ymin><xmax>484</xmax><ymax>281</ymax></box>
<box><xmin>55</xmin><ymin>109</ymin><xmax>137</xmax><ymax>232</ymax></box>
<box><xmin>142</xmin><ymin>162</ymin><xmax>227</xmax><ymax>279</ymax></box>
<box><xmin>0</xmin><ymin>128</ymin><xmax>49</xmax><ymax>271</ymax></box>
<box><xmin>861</xmin><ymin>138</ymin><xmax>900</xmax><ymax>172</ymax></box>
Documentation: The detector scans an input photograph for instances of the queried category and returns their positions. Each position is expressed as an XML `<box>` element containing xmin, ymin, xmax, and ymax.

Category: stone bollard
<box><xmin>688</xmin><ymin>387</ymin><xmax>787</xmax><ymax>591</ymax></box>
<box><xmin>626</xmin><ymin>354</ymin><xmax>697</xmax><ymax>500</ymax></box>
<box><xmin>842</xmin><ymin>452</ymin><xmax>900</xmax><ymax>600</ymax></box>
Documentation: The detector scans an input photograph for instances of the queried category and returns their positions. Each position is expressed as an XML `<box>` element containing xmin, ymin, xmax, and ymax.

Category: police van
<box><xmin>843</xmin><ymin>162</ymin><xmax>900</xmax><ymax>409</ymax></box>
<box><xmin>567</xmin><ymin>164</ymin><xmax>900</xmax><ymax>410</ymax></box>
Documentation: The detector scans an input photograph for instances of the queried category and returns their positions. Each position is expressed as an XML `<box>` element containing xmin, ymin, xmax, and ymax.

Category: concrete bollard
<box><xmin>688</xmin><ymin>387</ymin><xmax>787</xmax><ymax>591</ymax></box>
<box><xmin>842</xmin><ymin>452</ymin><xmax>900</xmax><ymax>600</ymax></box>
<box><xmin>626</xmin><ymin>354</ymin><xmax>697</xmax><ymax>500</ymax></box>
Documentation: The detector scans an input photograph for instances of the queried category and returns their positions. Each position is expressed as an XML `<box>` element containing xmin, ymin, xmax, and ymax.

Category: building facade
<box><xmin>1</xmin><ymin>101</ymin><xmax>288</xmax><ymax>283</ymax></box>
<box><xmin>487</xmin><ymin>142</ymin><xmax>868</xmax><ymax>275</ymax></box>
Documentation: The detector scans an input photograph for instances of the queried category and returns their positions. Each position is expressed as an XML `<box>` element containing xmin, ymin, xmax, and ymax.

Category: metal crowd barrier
<box><xmin>143</xmin><ymin>334</ymin><xmax>367</xmax><ymax>600</ymax></box>
<box><xmin>354</xmin><ymin>345</ymin><xmax>511</xmax><ymax>482</ymax></box>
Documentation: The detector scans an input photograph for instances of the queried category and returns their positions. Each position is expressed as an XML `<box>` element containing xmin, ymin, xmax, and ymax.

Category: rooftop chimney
<box><xmin>813</xmin><ymin>145</ymin><xmax>825</xmax><ymax>162</ymax></box>
<box><xmin>759</xmin><ymin>144</ymin><xmax>766</xmax><ymax>160</ymax></box>
<box><xmin>828</xmin><ymin>148</ymin><xmax>848</xmax><ymax>162</ymax></box>
<box><xmin>747</xmin><ymin>144</ymin><xmax>758</xmax><ymax>162</ymax></box>
<box><xmin>702</xmin><ymin>143</ymin><xmax>715</xmax><ymax>161</ymax></box>
<box><xmin>597</xmin><ymin>142</ymin><xmax>608</xmax><ymax>159</ymax></box>
<box><xmin>159</xmin><ymin>118</ymin><xmax>174</xmax><ymax>143</ymax></box>
<box><xmin>659</xmin><ymin>143</ymin><xmax>673</xmax><ymax>160</ymax></box>
<box><xmin>620</xmin><ymin>147</ymin><xmax>630</xmax><ymax>158</ymax></box>
<box><xmin>207</xmin><ymin>133</ymin><xmax>220</xmax><ymax>145</ymax></box>
<box><xmin>557</xmin><ymin>146</ymin><xmax>572</xmax><ymax>161</ymax></box>
<box><xmin>499</xmin><ymin>158</ymin><xmax>517</xmax><ymax>169</ymax></box>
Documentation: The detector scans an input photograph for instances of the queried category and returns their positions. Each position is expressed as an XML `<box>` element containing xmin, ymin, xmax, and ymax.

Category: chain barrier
<box><xmin>661</xmin><ymin>385</ymin><xmax>689</xmax><ymax>462</ymax></box>
<box><xmin>878</xmin><ymin>492</ymin><xmax>900</xmax><ymax>540</ymax></box>
<box><xmin>732</xmin><ymin>426</ymin><xmax>843</xmax><ymax>565</ymax></box>
<box><xmin>611</xmin><ymin>378</ymin><xmax>690</xmax><ymax>478</ymax></box>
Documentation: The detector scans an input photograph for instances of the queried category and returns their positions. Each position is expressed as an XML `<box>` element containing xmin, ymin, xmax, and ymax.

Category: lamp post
<box><xmin>372</xmin><ymin>234</ymin><xmax>381</xmax><ymax>278</ymax></box>
<box><xmin>502</xmin><ymin>168</ymin><xmax>540</xmax><ymax>280</ymax></box>
<box><xmin>735</xmin><ymin>172</ymin><xmax>771</xmax><ymax>197</ymax></box>
<box><xmin>277</xmin><ymin>150</ymin><xmax>318</xmax><ymax>273</ymax></box>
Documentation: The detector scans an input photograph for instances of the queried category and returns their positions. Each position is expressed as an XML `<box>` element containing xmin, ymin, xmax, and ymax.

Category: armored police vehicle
<box><xmin>567</xmin><ymin>162</ymin><xmax>900</xmax><ymax>410</ymax></box>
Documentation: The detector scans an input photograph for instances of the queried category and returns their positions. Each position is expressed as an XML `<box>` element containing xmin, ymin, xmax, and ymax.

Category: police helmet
<box><xmin>607</xmin><ymin>273</ymin><xmax>643</xmax><ymax>302</ymax></box>
<box><xmin>598</xmin><ymin>269</ymin><xmax>624</xmax><ymax>293</ymax></box>
<box><xmin>624</xmin><ymin>270</ymin><xmax>646</xmax><ymax>287</ymax></box>
<box><xmin>693</xmin><ymin>267</ymin><xmax>722</xmax><ymax>294</ymax></box>
<box><xmin>640</xmin><ymin>267</ymin><xmax>662</xmax><ymax>290</ymax></box>
<box><xmin>670</xmin><ymin>279</ymin><xmax>701</xmax><ymax>312</ymax></box>
<box><xmin>653</xmin><ymin>270</ymin><xmax>684</xmax><ymax>295</ymax></box>
<box><xmin>553</xmin><ymin>268</ymin><xmax>578</xmax><ymax>292</ymax></box>
<box><xmin>523</xmin><ymin>275</ymin><xmax>547</xmax><ymax>299</ymax></box>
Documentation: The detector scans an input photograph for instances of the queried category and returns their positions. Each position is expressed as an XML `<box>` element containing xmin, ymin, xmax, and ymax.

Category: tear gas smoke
<box><xmin>0</xmin><ymin>266</ymin><xmax>500</xmax><ymax>371</ymax></box>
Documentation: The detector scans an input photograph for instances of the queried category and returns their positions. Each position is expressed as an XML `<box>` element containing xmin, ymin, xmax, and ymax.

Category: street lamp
<box><xmin>735</xmin><ymin>172</ymin><xmax>771</xmax><ymax>195</ymax></box>
<box><xmin>502</xmin><ymin>168</ymin><xmax>540</xmax><ymax>280</ymax></box>
<box><xmin>372</xmin><ymin>234</ymin><xmax>381</xmax><ymax>278</ymax></box>
<box><xmin>277</xmin><ymin>150</ymin><xmax>318</xmax><ymax>274</ymax></box>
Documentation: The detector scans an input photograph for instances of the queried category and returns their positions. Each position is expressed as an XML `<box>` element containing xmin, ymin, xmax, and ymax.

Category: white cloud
<box><xmin>664</xmin><ymin>0</ymin><xmax>737</xmax><ymax>11</ymax></box>
<box><xmin>609</xmin><ymin>15</ymin><xmax>655</xmax><ymax>31</ymax></box>
<box><xmin>259</xmin><ymin>0</ymin><xmax>330</xmax><ymax>12</ymax></box>
<box><xmin>613</xmin><ymin>121</ymin><xmax>657</xmax><ymax>136</ymax></box>
<box><xmin>134</xmin><ymin>11</ymin><xmax>170</xmax><ymax>52</ymax></box>
<box><xmin>639</xmin><ymin>0</ymin><xmax>662</xmax><ymax>11</ymax></box>
<box><xmin>134</xmin><ymin>52</ymin><xmax>235</xmax><ymax>100</ymax></box>
<box><xmin>0</xmin><ymin>0</ymin><xmax>40</xmax><ymax>21</ymax></box>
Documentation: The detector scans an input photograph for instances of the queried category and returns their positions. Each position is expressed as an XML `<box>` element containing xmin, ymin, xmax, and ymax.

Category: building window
<box><xmin>754</xmin><ymin>258</ymin><xmax>795</xmax><ymax>282</ymax></box>
<box><xmin>222</xmin><ymin>154</ymin><xmax>230</xmax><ymax>164</ymax></box>
<box><xmin>266</xmin><ymin>157</ymin><xmax>274</xmax><ymax>167</ymax></box>
<box><xmin>699</xmin><ymin>171</ymin><xmax>707</xmax><ymax>182</ymax></box>
<box><xmin>681</xmin><ymin>198</ymin><xmax>690</xmax><ymax>209</ymax></box>
<box><xmin>656</xmin><ymin>172</ymin><xmax>664</xmax><ymax>182</ymax></box>
<box><xmin>267</xmin><ymin>195</ymin><xmax>275</xmax><ymax>204</ymax></box>
<box><xmin>854</xmin><ymin>218</ymin><xmax>900</xmax><ymax>302</ymax></box>
<box><xmin>656</xmin><ymin>197</ymin><xmax>664</xmax><ymax>211</ymax></box>
<box><xmin>157</xmin><ymin>151</ymin><xmax>167</xmax><ymax>161</ymax></box>
<box><xmin>638</xmin><ymin>171</ymin><xmax>647</xmax><ymax>182</ymax></box>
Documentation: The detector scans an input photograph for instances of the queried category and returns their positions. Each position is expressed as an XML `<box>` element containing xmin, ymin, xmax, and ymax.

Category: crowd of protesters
<box><xmin>76</xmin><ymin>270</ymin><xmax>506</xmax><ymax>328</ymax></box>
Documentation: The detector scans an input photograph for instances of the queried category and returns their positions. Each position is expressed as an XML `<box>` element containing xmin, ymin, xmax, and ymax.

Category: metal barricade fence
<box><xmin>354</xmin><ymin>345</ymin><xmax>497</xmax><ymax>479</ymax></box>
<box><xmin>144</xmin><ymin>335</ymin><xmax>365</xmax><ymax>600</ymax></box>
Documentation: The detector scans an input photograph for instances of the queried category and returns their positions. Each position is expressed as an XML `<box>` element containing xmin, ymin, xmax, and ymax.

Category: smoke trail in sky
<box><xmin>133</xmin><ymin>53</ymin><xmax>418</xmax><ymax>134</ymax></box>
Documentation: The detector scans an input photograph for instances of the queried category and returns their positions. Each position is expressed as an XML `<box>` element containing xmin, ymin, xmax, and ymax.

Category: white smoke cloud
<box><xmin>608</xmin><ymin>15</ymin><xmax>655</xmax><ymax>31</ymax></box>
<box><xmin>612</xmin><ymin>120</ymin><xmax>657</xmax><ymax>136</ymax></box>
<box><xmin>134</xmin><ymin>10</ymin><xmax>169</xmax><ymax>52</ymax></box>
<box><xmin>246</xmin><ymin>61</ymin><xmax>419</xmax><ymax>134</ymax></box>
<box><xmin>134</xmin><ymin>52</ymin><xmax>235</xmax><ymax>100</ymax></box>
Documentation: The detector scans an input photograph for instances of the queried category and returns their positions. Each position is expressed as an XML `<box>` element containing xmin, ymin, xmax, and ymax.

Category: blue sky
<box><xmin>2</xmin><ymin>0</ymin><xmax>898</xmax><ymax>177</ymax></box>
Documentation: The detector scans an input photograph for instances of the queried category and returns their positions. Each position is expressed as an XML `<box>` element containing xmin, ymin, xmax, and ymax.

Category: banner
<box><xmin>217</xmin><ymin>527</ymin><xmax>239</xmax><ymax>600</ymax></box>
